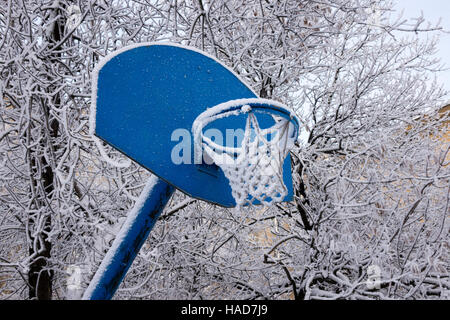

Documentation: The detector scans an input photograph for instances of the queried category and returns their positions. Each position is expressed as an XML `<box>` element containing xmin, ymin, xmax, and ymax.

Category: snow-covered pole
<box><xmin>82</xmin><ymin>176</ymin><xmax>175</xmax><ymax>300</ymax></box>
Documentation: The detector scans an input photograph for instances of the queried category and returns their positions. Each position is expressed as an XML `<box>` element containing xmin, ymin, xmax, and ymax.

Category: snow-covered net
<box><xmin>192</xmin><ymin>99</ymin><xmax>297</xmax><ymax>206</ymax></box>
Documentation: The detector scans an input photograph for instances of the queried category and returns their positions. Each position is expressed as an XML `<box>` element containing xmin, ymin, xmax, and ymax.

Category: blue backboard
<box><xmin>91</xmin><ymin>43</ymin><xmax>295</xmax><ymax>207</ymax></box>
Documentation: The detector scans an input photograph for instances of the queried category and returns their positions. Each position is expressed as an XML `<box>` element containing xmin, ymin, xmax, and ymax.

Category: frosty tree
<box><xmin>0</xmin><ymin>0</ymin><xmax>166</xmax><ymax>299</ymax></box>
<box><xmin>0</xmin><ymin>0</ymin><xmax>448</xmax><ymax>299</ymax></box>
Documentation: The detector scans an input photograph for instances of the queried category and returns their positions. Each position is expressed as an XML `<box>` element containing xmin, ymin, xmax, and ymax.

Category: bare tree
<box><xmin>0</xmin><ymin>0</ymin><xmax>448</xmax><ymax>300</ymax></box>
<box><xmin>0</xmin><ymin>0</ymin><xmax>166</xmax><ymax>299</ymax></box>
<box><xmin>115</xmin><ymin>0</ymin><xmax>448</xmax><ymax>300</ymax></box>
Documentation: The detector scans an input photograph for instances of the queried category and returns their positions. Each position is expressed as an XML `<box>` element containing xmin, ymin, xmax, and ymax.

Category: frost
<box><xmin>241</xmin><ymin>104</ymin><xmax>252</xmax><ymax>113</ymax></box>
<box><xmin>192</xmin><ymin>98</ymin><xmax>299</xmax><ymax>206</ymax></box>
<box><xmin>82</xmin><ymin>176</ymin><xmax>158</xmax><ymax>300</ymax></box>
<box><xmin>0</xmin><ymin>0</ymin><xmax>448</xmax><ymax>301</ymax></box>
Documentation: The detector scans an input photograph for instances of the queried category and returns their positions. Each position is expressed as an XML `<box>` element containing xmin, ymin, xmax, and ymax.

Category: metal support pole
<box><xmin>82</xmin><ymin>176</ymin><xmax>175</xmax><ymax>300</ymax></box>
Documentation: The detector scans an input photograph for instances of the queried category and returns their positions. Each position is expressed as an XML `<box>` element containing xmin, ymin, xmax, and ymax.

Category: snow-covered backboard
<box><xmin>91</xmin><ymin>43</ymin><xmax>295</xmax><ymax>207</ymax></box>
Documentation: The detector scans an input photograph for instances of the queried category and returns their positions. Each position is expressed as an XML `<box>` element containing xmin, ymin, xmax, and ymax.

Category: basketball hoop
<box><xmin>87</xmin><ymin>43</ymin><xmax>301</xmax><ymax>300</ymax></box>
<box><xmin>192</xmin><ymin>98</ymin><xmax>300</xmax><ymax>206</ymax></box>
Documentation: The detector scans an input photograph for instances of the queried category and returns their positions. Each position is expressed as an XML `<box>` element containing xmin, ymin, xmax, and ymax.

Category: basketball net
<box><xmin>195</xmin><ymin>105</ymin><xmax>296</xmax><ymax>206</ymax></box>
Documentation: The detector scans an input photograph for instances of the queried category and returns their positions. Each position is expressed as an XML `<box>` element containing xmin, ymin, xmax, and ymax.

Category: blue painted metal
<box><xmin>85</xmin><ymin>43</ymin><xmax>299</xmax><ymax>300</ymax></box>
<box><xmin>93</xmin><ymin>43</ymin><xmax>296</xmax><ymax>207</ymax></box>
<box><xmin>82</xmin><ymin>177</ymin><xmax>175</xmax><ymax>300</ymax></box>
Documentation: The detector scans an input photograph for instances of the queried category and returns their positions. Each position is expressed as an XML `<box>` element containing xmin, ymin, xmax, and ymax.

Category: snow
<box><xmin>81</xmin><ymin>176</ymin><xmax>158</xmax><ymax>300</ymax></box>
<box><xmin>192</xmin><ymin>98</ymin><xmax>292</xmax><ymax>129</ymax></box>
<box><xmin>92</xmin><ymin>136</ymin><xmax>131</xmax><ymax>168</ymax></box>
<box><xmin>89</xmin><ymin>41</ymin><xmax>261</xmax><ymax>168</ymax></box>
<box><xmin>191</xmin><ymin>98</ymin><xmax>299</xmax><ymax>206</ymax></box>
<box><xmin>241</xmin><ymin>104</ymin><xmax>252</xmax><ymax>113</ymax></box>
<box><xmin>88</xmin><ymin>46</ymin><xmax>132</xmax><ymax>168</ymax></box>
<box><xmin>89</xmin><ymin>41</ymin><xmax>258</xmax><ymax>137</ymax></box>
<box><xmin>1</xmin><ymin>0</ymin><xmax>448</xmax><ymax>302</ymax></box>
<box><xmin>191</xmin><ymin>97</ymin><xmax>298</xmax><ymax>163</ymax></box>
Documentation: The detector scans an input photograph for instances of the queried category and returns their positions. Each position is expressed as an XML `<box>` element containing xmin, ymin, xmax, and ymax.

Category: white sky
<box><xmin>394</xmin><ymin>0</ymin><xmax>450</xmax><ymax>96</ymax></box>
